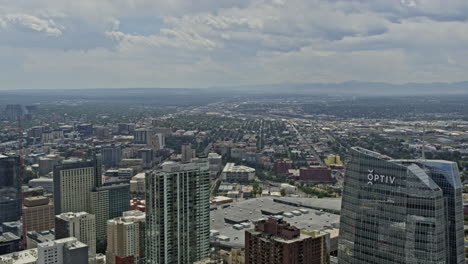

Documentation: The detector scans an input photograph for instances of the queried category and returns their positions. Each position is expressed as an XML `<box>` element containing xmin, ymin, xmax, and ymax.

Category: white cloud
<box><xmin>0</xmin><ymin>13</ymin><xmax>63</xmax><ymax>36</ymax></box>
<box><xmin>1</xmin><ymin>0</ymin><xmax>468</xmax><ymax>89</ymax></box>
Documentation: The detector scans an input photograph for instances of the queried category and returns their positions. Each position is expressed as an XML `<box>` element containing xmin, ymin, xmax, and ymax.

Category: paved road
<box><xmin>288</xmin><ymin>121</ymin><xmax>325</xmax><ymax>166</ymax></box>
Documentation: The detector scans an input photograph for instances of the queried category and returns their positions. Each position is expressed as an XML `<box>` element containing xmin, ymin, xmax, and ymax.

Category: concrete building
<box><xmin>130</xmin><ymin>173</ymin><xmax>145</xmax><ymax>196</ymax></box>
<box><xmin>338</xmin><ymin>147</ymin><xmax>464</xmax><ymax>264</ymax></box>
<box><xmin>117</xmin><ymin>123</ymin><xmax>135</xmax><ymax>135</ymax></box>
<box><xmin>245</xmin><ymin>218</ymin><xmax>330</xmax><ymax>264</ymax></box>
<box><xmin>208</xmin><ymin>153</ymin><xmax>223</xmax><ymax>178</ymax></box>
<box><xmin>181</xmin><ymin>143</ymin><xmax>196</xmax><ymax>162</ymax></box>
<box><xmin>0</xmin><ymin>248</ymin><xmax>38</xmax><ymax>264</ymax></box>
<box><xmin>53</xmin><ymin>158</ymin><xmax>101</xmax><ymax>215</ymax></box>
<box><xmin>90</xmin><ymin>182</ymin><xmax>130</xmax><ymax>250</ymax></box>
<box><xmin>137</xmin><ymin>148</ymin><xmax>154</xmax><ymax>169</ymax></box>
<box><xmin>38</xmin><ymin>155</ymin><xmax>60</xmax><ymax>176</ymax></box>
<box><xmin>55</xmin><ymin>212</ymin><xmax>96</xmax><ymax>260</ymax></box>
<box><xmin>145</xmin><ymin>161</ymin><xmax>210</xmax><ymax>263</ymax></box>
<box><xmin>102</xmin><ymin>144</ymin><xmax>122</xmax><ymax>169</ymax></box>
<box><xmin>106</xmin><ymin>210</ymin><xmax>145</xmax><ymax>264</ymax></box>
<box><xmin>119</xmin><ymin>159</ymin><xmax>144</xmax><ymax>174</ymax></box>
<box><xmin>221</xmin><ymin>163</ymin><xmax>255</xmax><ymax>182</ymax></box>
<box><xmin>28</xmin><ymin>178</ymin><xmax>53</xmax><ymax>194</ymax></box>
<box><xmin>37</xmin><ymin>237</ymin><xmax>88</xmax><ymax>264</ymax></box>
<box><xmin>26</xmin><ymin>230</ymin><xmax>55</xmax><ymax>249</ymax></box>
<box><xmin>134</xmin><ymin>129</ymin><xmax>150</xmax><ymax>145</ymax></box>
<box><xmin>22</xmin><ymin>196</ymin><xmax>54</xmax><ymax>234</ymax></box>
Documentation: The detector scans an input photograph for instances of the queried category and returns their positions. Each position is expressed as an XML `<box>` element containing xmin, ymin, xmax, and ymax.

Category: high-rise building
<box><xmin>0</xmin><ymin>154</ymin><xmax>22</xmax><ymax>224</ymax></box>
<box><xmin>0</xmin><ymin>154</ymin><xmax>23</xmax><ymax>255</ymax></box>
<box><xmin>90</xmin><ymin>182</ymin><xmax>130</xmax><ymax>250</ymax></box>
<box><xmin>245</xmin><ymin>217</ymin><xmax>330</xmax><ymax>264</ymax></box>
<box><xmin>181</xmin><ymin>144</ymin><xmax>196</xmax><ymax>162</ymax></box>
<box><xmin>338</xmin><ymin>147</ymin><xmax>464</xmax><ymax>264</ymax></box>
<box><xmin>106</xmin><ymin>210</ymin><xmax>146</xmax><ymax>264</ymax></box>
<box><xmin>134</xmin><ymin>129</ymin><xmax>150</xmax><ymax>145</ymax></box>
<box><xmin>77</xmin><ymin>124</ymin><xmax>94</xmax><ymax>137</ymax></box>
<box><xmin>145</xmin><ymin>161</ymin><xmax>210</xmax><ymax>264</ymax></box>
<box><xmin>3</xmin><ymin>105</ymin><xmax>23</xmax><ymax>120</ymax></box>
<box><xmin>137</xmin><ymin>149</ymin><xmax>154</xmax><ymax>169</ymax></box>
<box><xmin>22</xmin><ymin>196</ymin><xmax>54</xmax><ymax>234</ymax></box>
<box><xmin>37</xmin><ymin>237</ymin><xmax>89</xmax><ymax>264</ymax></box>
<box><xmin>208</xmin><ymin>153</ymin><xmax>222</xmax><ymax>178</ymax></box>
<box><xmin>102</xmin><ymin>144</ymin><xmax>123</xmax><ymax>169</ymax></box>
<box><xmin>53</xmin><ymin>158</ymin><xmax>101</xmax><ymax>215</ymax></box>
<box><xmin>55</xmin><ymin>212</ymin><xmax>96</xmax><ymax>260</ymax></box>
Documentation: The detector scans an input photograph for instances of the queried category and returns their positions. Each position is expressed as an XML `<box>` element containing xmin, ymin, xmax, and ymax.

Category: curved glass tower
<box><xmin>338</xmin><ymin>147</ymin><xmax>464</xmax><ymax>264</ymax></box>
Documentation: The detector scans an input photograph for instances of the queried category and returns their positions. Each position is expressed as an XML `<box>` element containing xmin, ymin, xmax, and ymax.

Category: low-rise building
<box><xmin>221</xmin><ymin>163</ymin><xmax>255</xmax><ymax>182</ymax></box>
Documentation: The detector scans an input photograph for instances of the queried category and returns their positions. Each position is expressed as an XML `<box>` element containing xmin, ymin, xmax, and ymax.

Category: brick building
<box><xmin>245</xmin><ymin>218</ymin><xmax>330</xmax><ymax>264</ymax></box>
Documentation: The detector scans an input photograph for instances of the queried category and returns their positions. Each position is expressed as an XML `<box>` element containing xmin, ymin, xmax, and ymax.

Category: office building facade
<box><xmin>106</xmin><ymin>210</ymin><xmax>146</xmax><ymax>264</ymax></box>
<box><xmin>55</xmin><ymin>212</ymin><xmax>96</xmax><ymax>259</ymax></box>
<box><xmin>145</xmin><ymin>162</ymin><xmax>210</xmax><ymax>264</ymax></box>
<box><xmin>0</xmin><ymin>154</ymin><xmax>22</xmax><ymax>224</ymax></box>
<box><xmin>53</xmin><ymin>158</ymin><xmax>101</xmax><ymax>215</ymax></box>
<box><xmin>90</xmin><ymin>182</ymin><xmax>130</xmax><ymax>248</ymax></box>
<box><xmin>37</xmin><ymin>237</ymin><xmax>89</xmax><ymax>264</ymax></box>
<box><xmin>338</xmin><ymin>147</ymin><xmax>464</xmax><ymax>264</ymax></box>
<box><xmin>102</xmin><ymin>144</ymin><xmax>123</xmax><ymax>169</ymax></box>
<box><xmin>22</xmin><ymin>196</ymin><xmax>54</xmax><ymax>234</ymax></box>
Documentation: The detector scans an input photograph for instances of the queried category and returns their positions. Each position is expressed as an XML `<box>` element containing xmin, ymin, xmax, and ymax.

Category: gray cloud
<box><xmin>0</xmin><ymin>0</ymin><xmax>468</xmax><ymax>89</ymax></box>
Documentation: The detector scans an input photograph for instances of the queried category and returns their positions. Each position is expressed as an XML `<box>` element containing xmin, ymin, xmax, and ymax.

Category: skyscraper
<box><xmin>90</xmin><ymin>182</ymin><xmax>130</xmax><ymax>251</ymax></box>
<box><xmin>338</xmin><ymin>147</ymin><xmax>464</xmax><ymax>264</ymax></box>
<box><xmin>0</xmin><ymin>154</ymin><xmax>22</xmax><ymax>224</ymax></box>
<box><xmin>106</xmin><ymin>210</ymin><xmax>146</xmax><ymax>264</ymax></box>
<box><xmin>53</xmin><ymin>158</ymin><xmax>101</xmax><ymax>215</ymax></box>
<box><xmin>55</xmin><ymin>212</ymin><xmax>96</xmax><ymax>260</ymax></box>
<box><xmin>102</xmin><ymin>144</ymin><xmax>123</xmax><ymax>169</ymax></box>
<box><xmin>145</xmin><ymin>161</ymin><xmax>210</xmax><ymax>264</ymax></box>
<box><xmin>181</xmin><ymin>144</ymin><xmax>196</xmax><ymax>162</ymax></box>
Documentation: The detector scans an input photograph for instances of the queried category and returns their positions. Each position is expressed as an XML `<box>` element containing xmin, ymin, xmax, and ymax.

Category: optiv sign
<box><xmin>367</xmin><ymin>169</ymin><xmax>396</xmax><ymax>185</ymax></box>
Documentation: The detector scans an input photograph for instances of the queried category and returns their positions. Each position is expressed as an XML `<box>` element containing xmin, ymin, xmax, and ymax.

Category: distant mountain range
<box><xmin>208</xmin><ymin>81</ymin><xmax>468</xmax><ymax>95</ymax></box>
<box><xmin>1</xmin><ymin>81</ymin><xmax>467</xmax><ymax>104</ymax></box>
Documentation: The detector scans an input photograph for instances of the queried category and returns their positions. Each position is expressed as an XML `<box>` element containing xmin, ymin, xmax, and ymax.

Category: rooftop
<box><xmin>210</xmin><ymin>196</ymin><xmax>341</xmax><ymax>248</ymax></box>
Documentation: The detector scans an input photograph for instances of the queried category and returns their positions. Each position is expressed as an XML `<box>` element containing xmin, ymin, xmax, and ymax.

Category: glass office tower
<box><xmin>0</xmin><ymin>154</ymin><xmax>22</xmax><ymax>224</ymax></box>
<box><xmin>338</xmin><ymin>147</ymin><xmax>464</xmax><ymax>264</ymax></box>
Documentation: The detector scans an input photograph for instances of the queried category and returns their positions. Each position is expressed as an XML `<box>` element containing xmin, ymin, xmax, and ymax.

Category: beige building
<box><xmin>53</xmin><ymin>160</ymin><xmax>100</xmax><ymax>215</ymax></box>
<box><xmin>106</xmin><ymin>210</ymin><xmax>145</xmax><ymax>264</ymax></box>
<box><xmin>130</xmin><ymin>173</ymin><xmax>146</xmax><ymax>195</ymax></box>
<box><xmin>22</xmin><ymin>196</ymin><xmax>54</xmax><ymax>234</ymax></box>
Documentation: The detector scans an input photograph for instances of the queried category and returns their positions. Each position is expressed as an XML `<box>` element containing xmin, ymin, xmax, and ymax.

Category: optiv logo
<box><xmin>367</xmin><ymin>169</ymin><xmax>396</xmax><ymax>185</ymax></box>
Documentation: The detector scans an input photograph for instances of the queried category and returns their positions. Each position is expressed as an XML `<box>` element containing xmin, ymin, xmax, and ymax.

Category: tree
<box><xmin>280</xmin><ymin>188</ymin><xmax>286</xmax><ymax>197</ymax></box>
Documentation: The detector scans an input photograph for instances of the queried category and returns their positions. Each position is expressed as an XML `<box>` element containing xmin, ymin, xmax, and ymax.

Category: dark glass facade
<box><xmin>0</xmin><ymin>154</ymin><xmax>21</xmax><ymax>224</ymax></box>
<box><xmin>338</xmin><ymin>147</ymin><xmax>464</xmax><ymax>264</ymax></box>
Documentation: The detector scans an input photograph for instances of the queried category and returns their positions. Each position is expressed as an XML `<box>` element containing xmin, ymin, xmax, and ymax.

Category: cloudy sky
<box><xmin>1</xmin><ymin>0</ymin><xmax>467</xmax><ymax>89</ymax></box>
